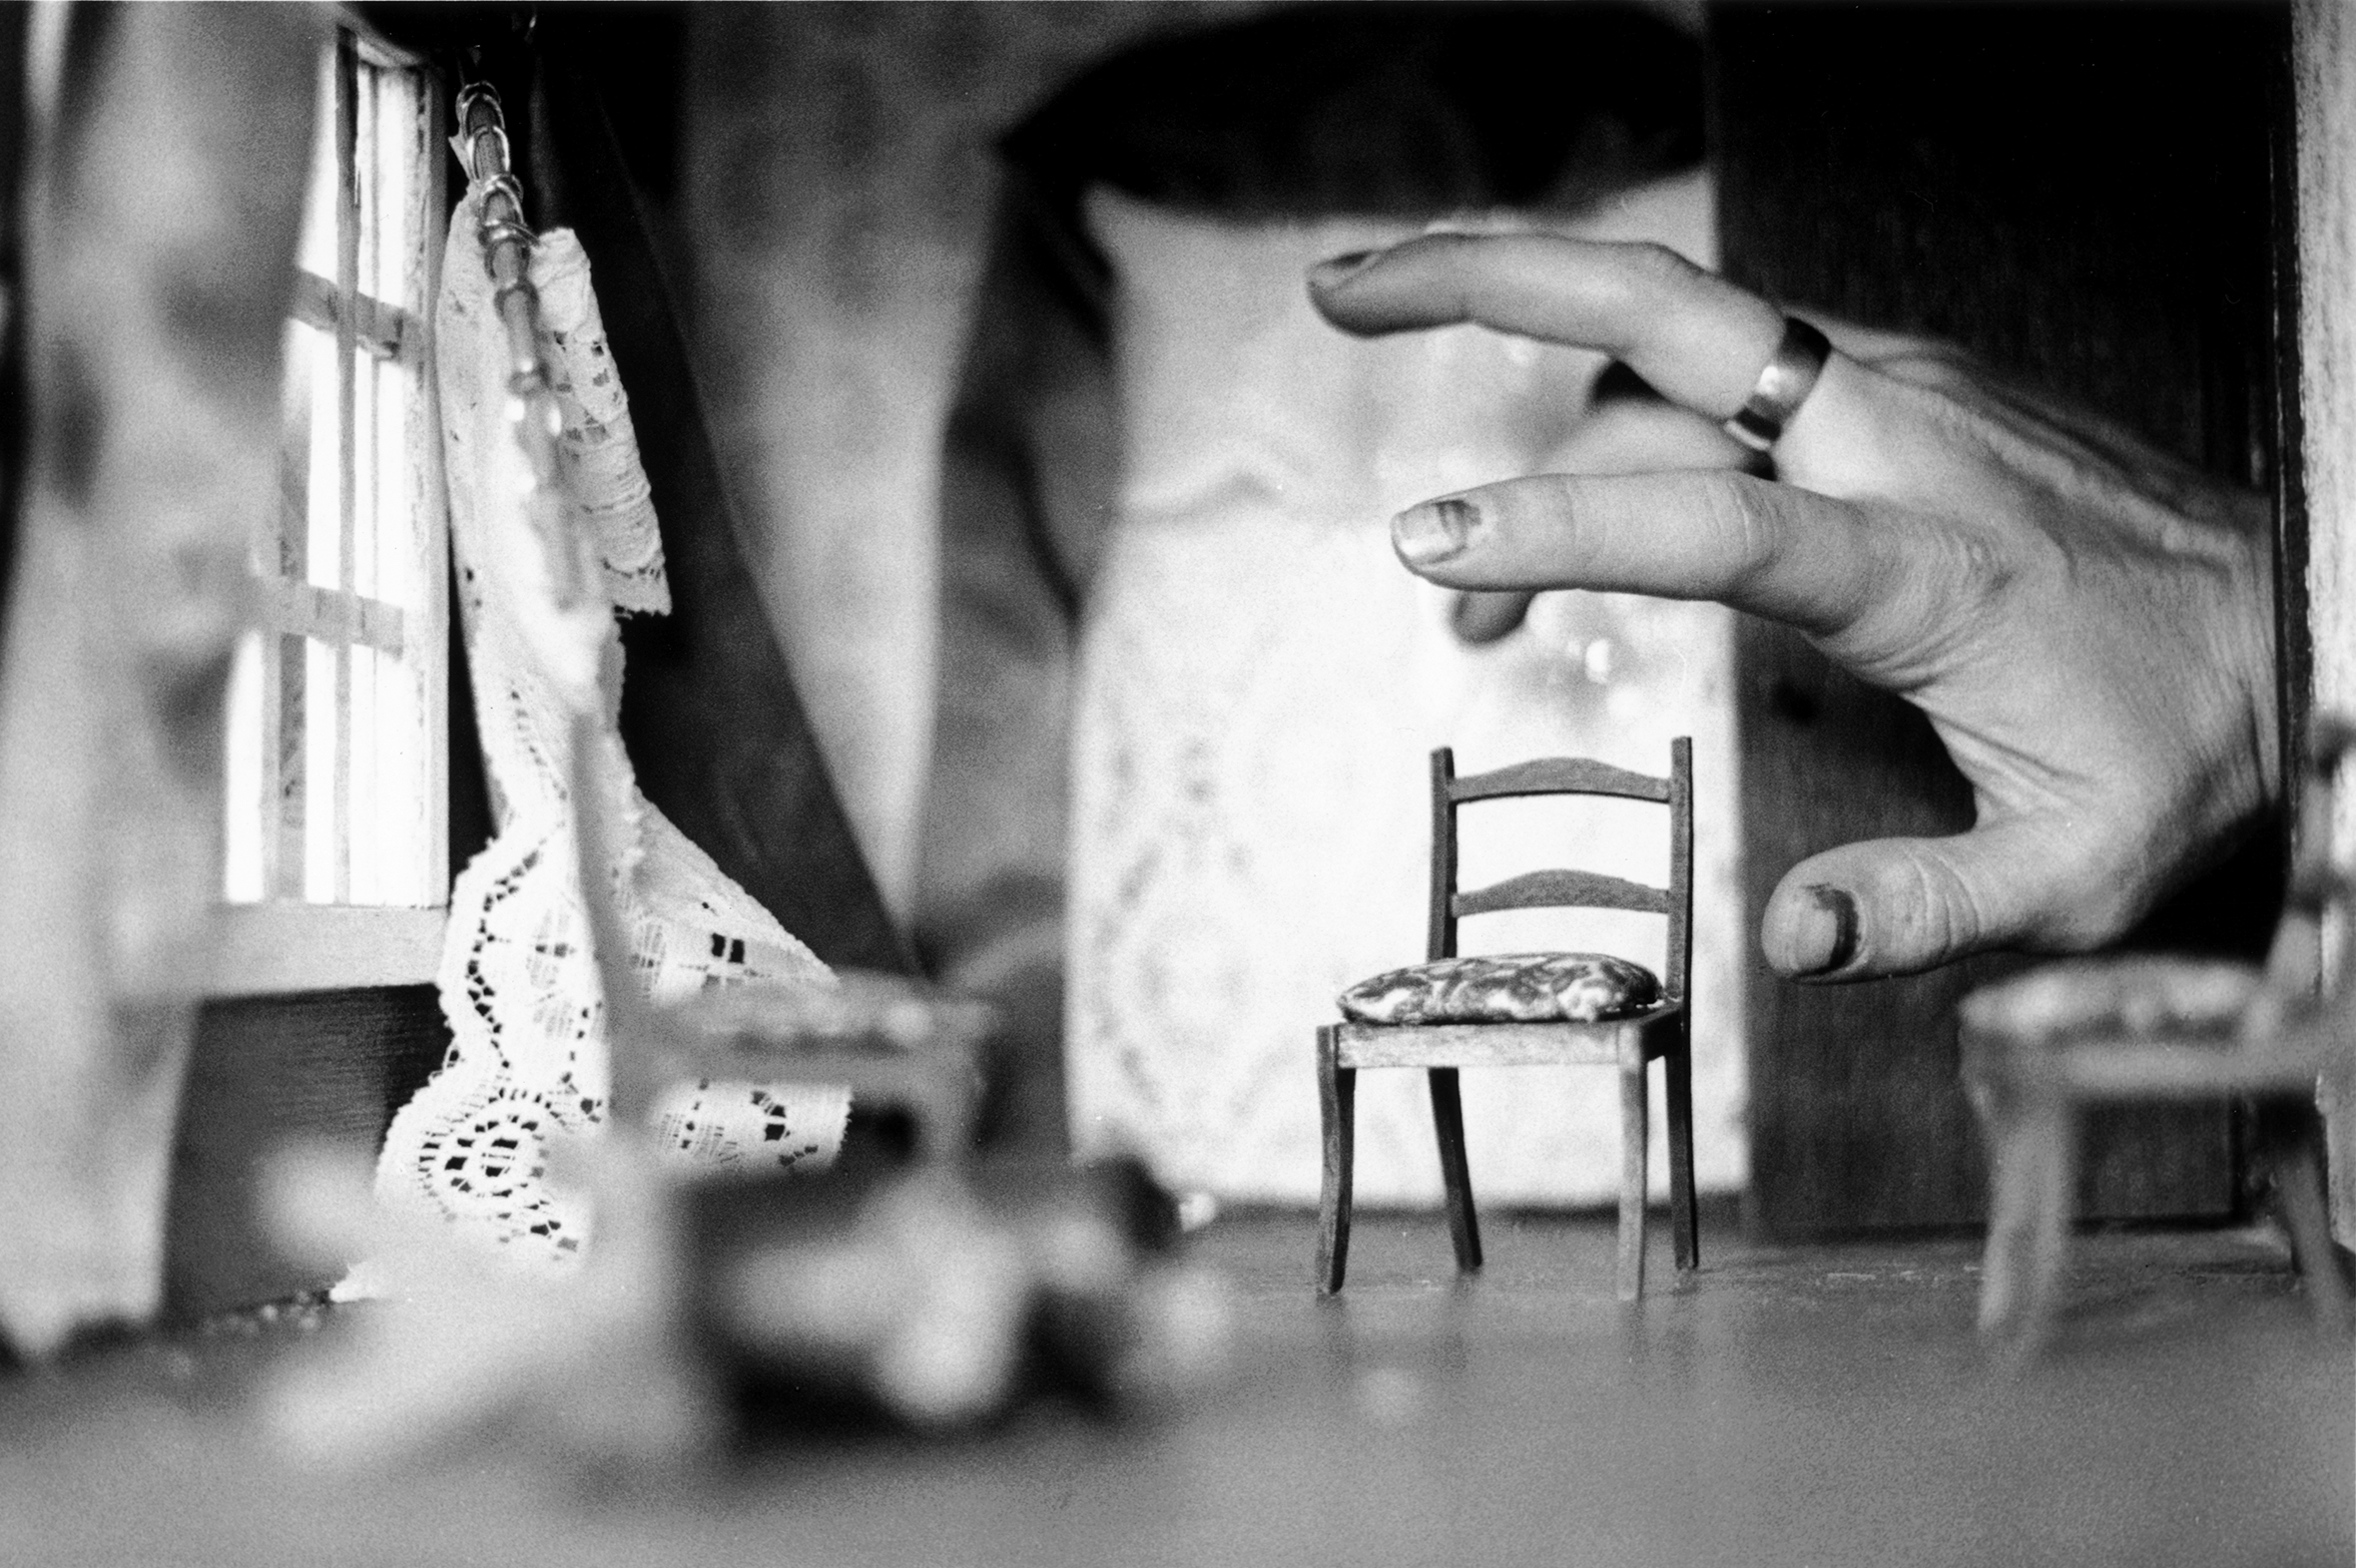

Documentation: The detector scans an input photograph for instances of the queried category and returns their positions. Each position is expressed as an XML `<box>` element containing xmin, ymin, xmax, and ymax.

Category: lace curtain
<box><xmin>362</xmin><ymin>183</ymin><xmax>849</xmax><ymax>1274</ymax></box>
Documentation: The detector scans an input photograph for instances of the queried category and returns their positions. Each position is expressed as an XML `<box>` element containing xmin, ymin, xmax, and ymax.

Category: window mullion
<box><xmin>332</xmin><ymin>28</ymin><xmax>359</xmax><ymax>905</ymax></box>
<box><xmin>291</xmin><ymin>270</ymin><xmax>420</xmax><ymax>365</ymax></box>
<box><xmin>421</xmin><ymin>64</ymin><xmax>450</xmax><ymax>904</ymax></box>
<box><xmin>252</xmin><ymin>578</ymin><xmax>405</xmax><ymax>656</ymax></box>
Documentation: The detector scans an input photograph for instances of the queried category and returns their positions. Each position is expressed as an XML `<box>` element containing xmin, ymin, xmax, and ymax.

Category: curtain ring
<box><xmin>478</xmin><ymin>173</ymin><xmax>526</xmax><ymax>216</ymax></box>
<box><xmin>491</xmin><ymin>277</ymin><xmax>541</xmax><ymax>316</ymax></box>
<box><xmin>480</xmin><ymin>218</ymin><xmax>536</xmax><ymax>254</ymax></box>
<box><xmin>455</xmin><ymin>78</ymin><xmax>503</xmax><ymax>122</ymax></box>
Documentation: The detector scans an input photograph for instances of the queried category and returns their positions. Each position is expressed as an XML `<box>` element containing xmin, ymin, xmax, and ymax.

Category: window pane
<box><xmin>361</xmin><ymin>63</ymin><xmax>422</xmax><ymax>312</ymax></box>
<box><xmin>222</xmin><ymin>632</ymin><xmax>265</xmax><ymax>902</ymax></box>
<box><xmin>303</xmin><ymin>634</ymin><xmax>337</xmax><ymax>902</ymax></box>
<box><xmin>225</xmin><ymin>37</ymin><xmax>446</xmax><ymax>924</ymax></box>
<box><xmin>351</xmin><ymin>332</ymin><xmax>378</xmax><ymax>599</ymax></box>
<box><xmin>296</xmin><ymin>47</ymin><xmax>337</xmax><ymax>282</ymax></box>
<box><xmin>301</xmin><ymin>323</ymin><xmax>339</xmax><ymax>593</ymax></box>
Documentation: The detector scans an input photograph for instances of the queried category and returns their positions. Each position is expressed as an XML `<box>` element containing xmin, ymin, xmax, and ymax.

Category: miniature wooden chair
<box><xmin>1317</xmin><ymin>742</ymin><xmax>1696</xmax><ymax>1301</ymax></box>
<box><xmin>1959</xmin><ymin>720</ymin><xmax>2356</xmax><ymax>1344</ymax></box>
<box><xmin>571</xmin><ymin>713</ymin><xmax>987</xmax><ymax>1162</ymax></box>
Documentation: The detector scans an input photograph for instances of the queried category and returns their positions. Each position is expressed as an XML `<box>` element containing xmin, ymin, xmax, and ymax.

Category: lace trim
<box><xmin>363</xmin><ymin>184</ymin><xmax>847</xmax><ymax>1273</ymax></box>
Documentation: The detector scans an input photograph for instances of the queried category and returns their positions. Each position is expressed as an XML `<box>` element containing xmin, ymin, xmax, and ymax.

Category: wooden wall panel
<box><xmin>162</xmin><ymin>988</ymin><xmax>444</xmax><ymax>1319</ymax></box>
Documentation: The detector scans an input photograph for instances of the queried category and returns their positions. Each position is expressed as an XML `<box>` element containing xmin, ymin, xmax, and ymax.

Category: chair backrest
<box><xmin>1429</xmin><ymin>742</ymin><xmax>1693</xmax><ymax>1000</ymax></box>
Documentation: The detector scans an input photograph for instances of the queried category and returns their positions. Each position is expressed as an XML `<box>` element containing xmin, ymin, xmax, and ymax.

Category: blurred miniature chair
<box><xmin>572</xmin><ymin>714</ymin><xmax>988</xmax><ymax>1164</ymax></box>
<box><xmin>1960</xmin><ymin>720</ymin><xmax>2356</xmax><ymax>1345</ymax></box>
<box><xmin>1317</xmin><ymin>742</ymin><xmax>1695</xmax><ymax>1301</ymax></box>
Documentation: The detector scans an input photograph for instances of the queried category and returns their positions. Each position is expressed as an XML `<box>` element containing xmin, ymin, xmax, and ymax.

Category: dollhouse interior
<box><xmin>0</xmin><ymin>5</ymin><xmax>2345</xmax><ymax>1565</ymax></box>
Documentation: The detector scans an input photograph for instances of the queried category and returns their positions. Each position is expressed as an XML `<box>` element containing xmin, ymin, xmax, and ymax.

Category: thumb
<box><xmin>1761</xmin><ymin>823</ymin><xmax>2062</xmax><ymax>981</ymax></box>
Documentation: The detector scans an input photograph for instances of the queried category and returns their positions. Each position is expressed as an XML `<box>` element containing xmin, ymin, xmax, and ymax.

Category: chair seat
<box><xmin>1338</xmin><ymin>952</ymin><xmax>1663</xmax><ymax>1027</ymax></box>
<box><xmin>1958</xmin><ymin>955</ymin><xmax>2261</xmax><ymax>1047</ymax></box>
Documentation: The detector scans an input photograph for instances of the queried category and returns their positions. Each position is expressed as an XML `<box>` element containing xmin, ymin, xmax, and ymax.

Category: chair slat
<box><xmin>1962</xmin><ymin>1036</ymin><xmax>2326</xmax><ymax>1101</ymax></box>
<box><xmin>1455</xmin><ymin>868</ymin><xmax>1670</xmax><ymax>918</ymax></box>
<box><xmin>1451</xmin><ymin>757</ymin><xmax>1669</xmax><ymax>803</ymax></box>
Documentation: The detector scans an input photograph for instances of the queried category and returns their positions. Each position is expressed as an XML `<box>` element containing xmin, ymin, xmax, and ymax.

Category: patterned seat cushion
<box><xmin>1338</xmin><ymin>952</ymin><xmax>1664</xmax><ymax>1026</ymax></box>
<box><xmin>1957</xmin><ymin>956</ymin><xmax>2260</xmax><ymax>1044</ymax></box>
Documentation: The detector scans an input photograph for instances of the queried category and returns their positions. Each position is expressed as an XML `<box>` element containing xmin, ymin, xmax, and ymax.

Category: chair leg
<box><xmin>2256</xmin><ymin>1104</ymin><xmax>2349</xmax><ymax>1330</ymax></box>
<box><xmin>1428</xmin><ymin>1067</ymin><xmax>1482</xmax><ymax>1275</ymax></box>
<box><xmin>1317</xmin><ymin>1026</ymin><xmax>1356</xmax><ymax>1294</ymax></box>
<box><xmin>919</xmin><ymin>1066</ymin><xmax>975</xmax><ymax>1166</ymax></box>
<box><xmin>2272</xmin><ymin>1139</ymin><xmax>2349</xmax><ymax>1329</ymax></box>
<box><xmin>1661</xmin><ymin>1019</ymin><xmax>1698</xmax><ymax>1273</ymax></box>
<box><xmin>1617</xmin><ymin>1027</ymin><xmax>1649</xmax><ymax>1302</ymax></box>
<box><xmin>1971</xmin><ymin>1072</ymin><xmax>2072</xmax><ymax>1345</ymax></box>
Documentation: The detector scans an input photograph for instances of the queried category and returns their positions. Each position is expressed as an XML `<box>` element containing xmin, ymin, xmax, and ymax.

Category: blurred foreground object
<box><xmin>267</xmin><ymin>1146</ymin><xmax>1227</xmax><ymax>1470</ymax></box>
<box><xmin>1959</xmin><ymin>721</ymin><xmax>2356</xmax><ymax>1348</ymax></box>
<box><xmin>0</xmin><ymin>4</ymin><xmax>315</xmax><ymax>1355</ymax></box>
<box><xmin>698</xmin><ymin>1158</ymin><xmax>1227</xmax><ymax>1428</ymax></box>
<box><xmin>267</xmin><ymin>1139</ymin><xmax>714</xmax><ymax>1474</ymax></box>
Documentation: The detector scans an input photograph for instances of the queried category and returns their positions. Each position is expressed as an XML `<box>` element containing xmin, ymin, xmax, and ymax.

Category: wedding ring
<box><xmin>1723</xmin><ymin>316</ymin><xmax>1831</xmax><ymax>454</ymax></box>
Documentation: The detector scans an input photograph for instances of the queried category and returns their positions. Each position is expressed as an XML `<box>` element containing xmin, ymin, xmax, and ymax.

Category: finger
<box><xmin>1448</xmin><ymin>388</ymin><xmax>1753</xmax><ymax>648</ymax></box>
<box><xmin>1393</xmin><ymin>469</ymin><xmax>1878</xmax><ymax>639</ymax></box>
<box><xmin>1451</xmin><ymin>590</ymin><xmax>1536</xmax><ymax>646</ymax></box>
<box><xmin>1761</xmin><ymin>824</ymin><xmax>2062</xmax><ymax>980</ymax></box>
<box><xmin>1539</xmin><ymin>379</ymin><xmax>1757</xmax><ymax>475</ymax></box>
<box><xmin>1309</xmin><ymin>235</ymin><xmax>1785</xmax><ymax>420</ymax></box>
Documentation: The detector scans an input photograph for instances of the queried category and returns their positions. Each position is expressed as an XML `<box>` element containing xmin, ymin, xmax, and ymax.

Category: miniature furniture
<box><xmin>1317</xmin><ymin>743</ymin><xmax>1695</xmax><ymax>1301</ymax></box>
<box><xmin>1960</xmin><ymin>721</ymin><xmax>2356</xmax><ymax>1344</ymax></box>
<box><xmin>574</xmin><ymin>722</ymin><xmax>988</xmax><ymax>1163</ymax></box>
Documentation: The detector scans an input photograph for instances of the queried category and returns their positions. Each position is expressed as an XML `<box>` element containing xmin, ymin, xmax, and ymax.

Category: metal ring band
<box><xmin>479</xmin><ymin>219</ymin><xmax>537</xmax><ymax>253</ymax></box>
<box><xmin>454</xmin><ymin>81</ymin><xmax>505</xmax><ymax>126</ymax></box>
<box><xmin>1723</xmin><ymin>316</ymin><xmax>1832</xmax><ymax>454</ymax></box>
<box><xmin>477</xmin><ymin>173</ymin><xmax>526</xmax><ymax>214</ymax></box>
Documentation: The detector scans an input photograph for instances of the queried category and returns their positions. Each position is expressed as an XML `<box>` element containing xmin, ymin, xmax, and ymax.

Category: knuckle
<box><xmin>1894</xmin><ymin>850</ymin><xmax>1988</xmax><ymax>957</ymax></box>
<box><xmin>1880</xmin><ymin>520</ymin><xmax>2019</xmax><ymax>630</ymax></box>
<box><xmin>1881</xmin><ymin>343</ymin><xmax>1981</xmax><ymax>393</ymax></box>
<box><xmin>1945</xmin><ymin>527</ymin><xmax>2016</xmax><ymax>599</ymax></box>
<box><xmin>1689</xmin><ymin>473</ymin><xmax>1779</xmax><ymax>585</ymax></box>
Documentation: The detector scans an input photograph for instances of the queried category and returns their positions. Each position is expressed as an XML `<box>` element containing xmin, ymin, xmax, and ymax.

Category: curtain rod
<box><xmin>450</xmin><ymin>79</ymin><xmax>585</xmax><ymax>609</ymax></box>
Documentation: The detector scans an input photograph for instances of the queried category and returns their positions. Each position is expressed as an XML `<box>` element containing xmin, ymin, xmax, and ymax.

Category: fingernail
<box><xmin>1393</xmin><ymin>497</ymin><xmax>1480</xmax><ymax>568</ymax></box>
<box><xmin>1789</xmin><ymin>884</ymin><xmax>1860</xmax><ymax>976</ymax></box>
<box><xmin>1308</xmin><ymin>249</ymin><xmax>1381</xmax><ymax>288</ymax></box>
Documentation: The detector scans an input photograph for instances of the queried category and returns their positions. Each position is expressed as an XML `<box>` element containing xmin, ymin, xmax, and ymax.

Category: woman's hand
<box><xmin>1309</xmin><ymin>235</ymin><xmax>2276</xmax><ymax>982</ymax></box>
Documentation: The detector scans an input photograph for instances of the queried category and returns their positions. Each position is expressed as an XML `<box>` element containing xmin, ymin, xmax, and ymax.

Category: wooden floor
<box><xmin>0</xmin><ymin>1209</ymin><xmax>2347</xmax><ymax>1567</ymax></box>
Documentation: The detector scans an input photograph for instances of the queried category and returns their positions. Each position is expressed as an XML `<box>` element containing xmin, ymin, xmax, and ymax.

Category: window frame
<box><xmin>210</xmin><ymin>21</ymin><xmax>450</xmax><ymax>998</ymax></box>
